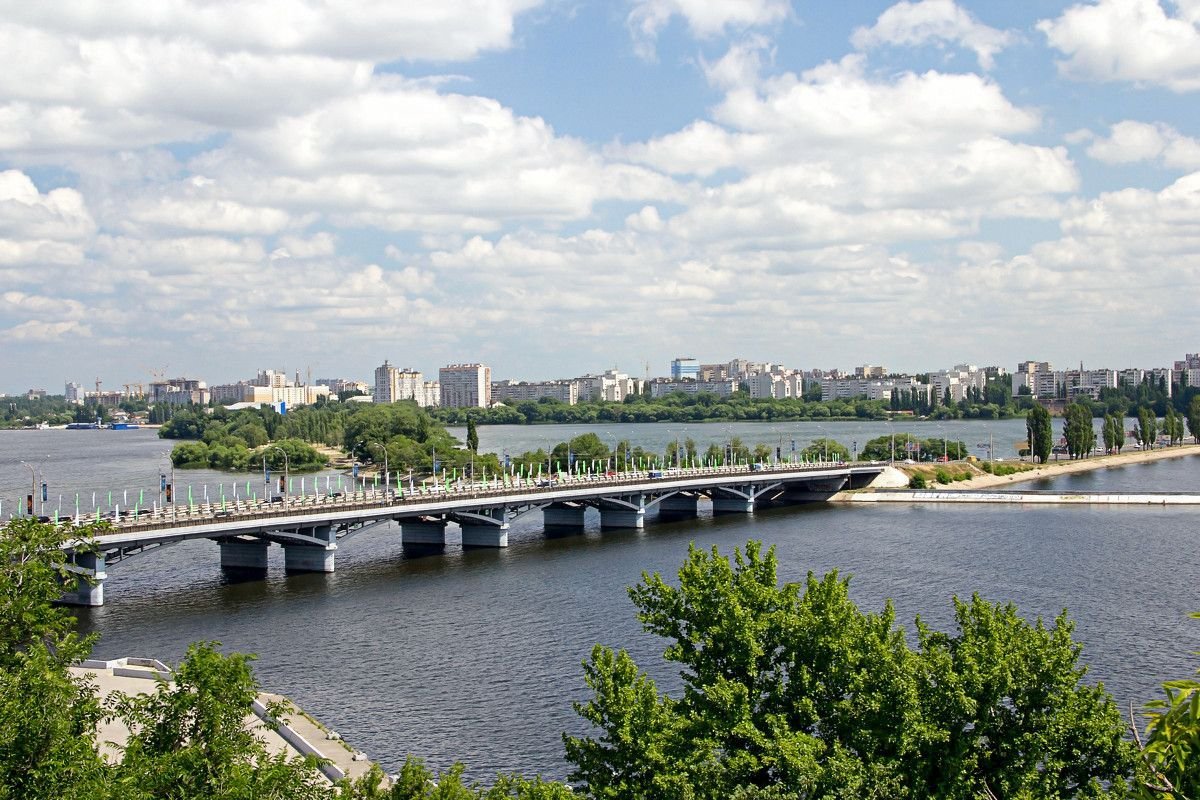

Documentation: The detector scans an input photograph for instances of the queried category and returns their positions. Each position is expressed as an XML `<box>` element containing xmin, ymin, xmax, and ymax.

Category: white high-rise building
<box><xmin>374</xmin><ymin>361</ymin><xmax>435</xmax><ymax>406</ymax></box>
<box><xmin>439</xmin><ymin>364</ymin><xmax>491</xmax><ymax>408</ymax></box>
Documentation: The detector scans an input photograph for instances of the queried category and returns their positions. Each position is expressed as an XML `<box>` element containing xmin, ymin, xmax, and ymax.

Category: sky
<box><xmin>2</xmin><ymin>0</ymin><xmax>1199</xmax><ymax>392</ymax></box>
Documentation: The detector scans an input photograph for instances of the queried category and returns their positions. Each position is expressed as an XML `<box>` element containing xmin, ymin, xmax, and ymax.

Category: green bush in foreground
<box><xmin>565</xmin><ymin>541</ymin><xmax>1142</xmax><ymax>799</ymax></box>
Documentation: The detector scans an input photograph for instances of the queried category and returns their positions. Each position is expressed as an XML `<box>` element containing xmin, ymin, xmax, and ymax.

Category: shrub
<box><xmin>909</xmin><ymin>473</ymin><xmax>927</xmax><ymax>489</ymax></box>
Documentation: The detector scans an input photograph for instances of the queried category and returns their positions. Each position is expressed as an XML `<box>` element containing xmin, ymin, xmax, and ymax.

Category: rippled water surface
<box><xmin>2</xmin><ymin>426</ymin><xmax>1198</xmax><ymax>780</ymax></box>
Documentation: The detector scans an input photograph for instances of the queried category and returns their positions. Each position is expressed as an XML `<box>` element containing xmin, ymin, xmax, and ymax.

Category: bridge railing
<box><xmin>81</xmin><ymin>460</ymin><xmax>876</xmax><ymax>538</ymax></box>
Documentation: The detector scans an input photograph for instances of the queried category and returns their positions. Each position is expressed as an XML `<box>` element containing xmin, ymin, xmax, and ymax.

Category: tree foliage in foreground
<box><xmin>8</xmin><ymin>520</ymin><xmax>1200</xmax><ymax>798</ymax></box>
<box><xmin>564</xmin><ymin>541</ymin><xmax>1140</xmax><ymax>799</ymax></box>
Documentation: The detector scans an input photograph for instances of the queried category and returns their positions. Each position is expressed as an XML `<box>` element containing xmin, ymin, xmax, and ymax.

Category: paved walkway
<box><xmin>70</xmin><ymin>658</ymin><xmax>376</xmax><ymax>784</ymax></box>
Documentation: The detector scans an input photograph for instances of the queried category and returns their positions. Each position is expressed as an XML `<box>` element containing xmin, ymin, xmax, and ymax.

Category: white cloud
<box><xmin>627</xmin><ymin>0</ymin><xmax>789</xmax><ymax>58</ymax></box>
<box><xmin>1084</xmin><ymin>120</ymin><xmax>1200</xmax><ymax>169</ymax></box>
<box><xmin>618</xmin><ymin>57</ymin><xmax>1071</xmax><ymax>246</ymax></box>
<box><xmin>3</xmin><ymin>319</ymin><xmax>92</xmax><ymax>342</ymax></box>
<box><xmin>179</xmin><ymin>82</ymin><xmax>685</xmax><ymax>233</ymax></box>
<box><xmin>0</xmin><ymin>171</ymin><xmax>95</xmax><ymax>240</ymax></box>
<box><xmin>0</xmin><ymin>23</ymin><xmax>373</xmax><ymax>148</ymax></box>
<box><xmin>714</xmin><ymin>56</ymin><xmax>1039</xmax><ymax>148</ymax></box>
<box><xmin>1039</xmin><ymin>0</ymin><xmax>1200</xmax><ymax>92</ymax></box>
<box><xmin>852</xmin><ymin>0</ymin><xmax>1015</xmax><ymax>70</ymax></box>
<box><xmin>700</xmin><ymin>35</ymin><xmax>773</xmax><ymax>90</ymax></box>
<box><xmin>1</xmin><ymin>1</ymin><xmax>547</xmax><ymax>63</ymax></box>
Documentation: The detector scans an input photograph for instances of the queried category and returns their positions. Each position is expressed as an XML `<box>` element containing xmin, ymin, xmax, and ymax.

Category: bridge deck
<box><xmin>77</xmin><ymin>462</ymin><xmax>884</xmax><ymax>549</ymax></box>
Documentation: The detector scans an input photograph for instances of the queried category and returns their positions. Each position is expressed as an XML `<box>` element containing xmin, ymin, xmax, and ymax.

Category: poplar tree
<box><xmin>1027</xmin><ymin>403</ymin><xmax>1053</xmax><ymax>463</ymax></box>
<box><xmin>1064</xmin><ymin>403</ymin><xmax>1095</xmax><ymax>459</ymax></box>
<box><xmin>1189</xmin><ymin>396</ymin><xmax>1200</xmax><ymax>444</ymax></box>
<box><xmin>1137</xmin><ymin>408</ymin><xmax>1158</xmax><ymax>450</ymax></box>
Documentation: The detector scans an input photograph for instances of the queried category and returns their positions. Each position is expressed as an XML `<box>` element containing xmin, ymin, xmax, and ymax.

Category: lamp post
<box><xmin>367</xmin><ymin>442</ymin><xmax>389</xmax><ymax>496</ymax></box>
<box><xmin>159</xmin><ymin>452</ymin><xmax>176</xmax><ymax>506</ymax></box>
<box><xmin>21</xmin><ymin>461</ymin><xmax>36</xmax><ymax>517</ymax></box>
<box><xmin>269</xmin><ymin>446</ymin><xmax>289</xmax><ymax>504</ymax></box>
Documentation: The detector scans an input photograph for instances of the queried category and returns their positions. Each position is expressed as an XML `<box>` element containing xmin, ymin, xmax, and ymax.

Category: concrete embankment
<box><xmin>846</xmin><ymin>490</ymin><xmax>1200</xmax><ymax>505</ymax></box>
<box><xmin>72</xmin><ymin>658</ymin><xmax>377</xmax><ymax>784</ymax></box>
<box><xmin>828</xmin><ymin>444</ymin><xmax>1200</xmax><ymax>505</ymax></box>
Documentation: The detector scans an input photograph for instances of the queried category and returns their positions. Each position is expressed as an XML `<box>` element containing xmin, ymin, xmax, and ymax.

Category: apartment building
<box><xmin>439</xmin><ymin>364</ymin><xmax>491</xmax><ymax>408</ymax></box>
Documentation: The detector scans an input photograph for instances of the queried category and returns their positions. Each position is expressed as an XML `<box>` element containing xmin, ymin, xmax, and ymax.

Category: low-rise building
<box><xmin>929</xmin><ymin>365</ymin><xmax>987</xmax><ymax>404</ymax></box>
<box><xmin>492</xmin><ymin>379</ymin><xmax>578</xmax><ymax>405</ymax></box>
<box><xmin>648</xmin><ymin>379</ymin><xmax>737</xmax><ymax>398</ymax></box>
<box><xmin>576</xmin><ymin>369</ymin><xmax>638</xmax><ymax>402</ymax></box>
<box><xmin>820</xmin><ymin>377</ymin><xmax>928</xmax><ymax>403</ymax></box>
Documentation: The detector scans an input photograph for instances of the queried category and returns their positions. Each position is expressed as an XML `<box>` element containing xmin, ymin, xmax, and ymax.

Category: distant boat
<box><xmin>109</xmin><ymin>422</ymin><xmax>140</xmax><ymax>430</ymax></box>
<box><xmin>65</xmin><ymin>422</ymin><xmax>101</xmax><ymax>430</ymax></box>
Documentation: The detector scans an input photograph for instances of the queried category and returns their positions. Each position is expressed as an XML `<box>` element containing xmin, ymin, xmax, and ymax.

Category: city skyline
<box><xmin>3</xmin><ymin>1</ymin><xmax>1200</xmax><ymax>390</ymax></box>
<box><xmin>16</xmin><ymin>348</ymin><xmax>1199</xmax><ymax>401</ymax></box>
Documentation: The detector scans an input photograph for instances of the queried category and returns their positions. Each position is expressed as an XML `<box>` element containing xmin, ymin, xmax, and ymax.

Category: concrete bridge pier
<box><xmin>455</xmin><ymin>508</ymin><xmax>509</xmax><ymax>548</ymax></box>
<box><xmin>219</xmin><ymin>538</ymin><xmax>270</xmax><ymax>574</ymax></box>
<box><xmin>283</xmin><ymin>525</ymin><xmax>336</xmax><ymax>574</ymax></box>
<box><xmin>657</xmin><ymin>493</ymin><xmax>699</xmax><ymax>521</ymax></box>
<box><xmin>62</xmin><ymin>551</ymin><xmax>106</xmax><ymax>607</ymax></box>
<box><xmin>783</xmin><ymin>477</ymin><xmax>849</xmax><ymax>502</ymax></box>
<box><xmin>712</xmin><ymin>486</ymin><xmax>755</xmax><ymax>515</ymax></box>
<box><xmin>543</xmin><ymin>503</ymin><xmax>587</xmax><ymax>531</ymax></box>
<box><xmin>599</xmin><ymin>494</ymin><xmax>646</xmax><ymax>529</ymax></box>
<box><xmin>402</xmin><ymin>518</ymin><xmax>448</xmax><ymax>547</ymax></box>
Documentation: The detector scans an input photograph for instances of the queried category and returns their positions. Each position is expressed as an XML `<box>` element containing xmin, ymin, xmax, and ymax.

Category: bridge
<box><xmin>60</xmin><ymin>461</ymin><xmax>895</xmax><ymax>606</ymax></box>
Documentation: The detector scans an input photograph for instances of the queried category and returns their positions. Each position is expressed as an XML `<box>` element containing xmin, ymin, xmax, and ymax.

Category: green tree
<box><xmin>1027</xmin><ymin>403</ymin><xmax>1053</xmax><ymax>463</ymax></box>
<box><xmin>1189</xmin><ymin>396</ymin><xmax>1200</xmax><ymax>444</ymax></box>
<box><xmin>564</xmin><ymin>541</ymin><xmax>1136</xmax><ymax>799</ymax></box>
<box><xmin>800</xmin><ymin>437</ymin><xmax>849</xmax><ymax>462</ymax></box>
<box><xmin>0</xmin><ymin>519</ymin><xmax>109</xmax><ymax>800</ymax></box>
<box><xmin>110</xmin><ymin>642</ymin><xmax>332</xmax><ymax>800</ymax></box>
<box><xmin>466</xmin><ymin>418</ymin><xmax>479</xmax><ymax>454</ymax></box>
<box><xmin>344</xmin><ymin>757</ymin><xmax>573</xmax><ymax>800</ymax></box>
<box><xmin>1063</xmin><ymin>402</ymin><xmax>1096</xmax><ymax>459</ymax></box>
<box><xmin>1136</xmin><ymin>407</ymin><xmax>1158</xmax><ymax>450</ymax></box>
<box><xmin>860</xmin><ymin>432</ymin><xmax>917</xmax><ymax>462</ymax></box>
<box><xmin>1102</xmin><ymin>414</ymin><xmax>1125</xmax><ymax>454</ymax></box>
<box><xmin>1136</xmin><ymin>612</ymin><xmax>1200</xmax><ymax>799</ymax></box>
<box><xmin>1163</xmin><ymin>407</ymin><xmax>1186</xmax><ymax>446</ymax></box>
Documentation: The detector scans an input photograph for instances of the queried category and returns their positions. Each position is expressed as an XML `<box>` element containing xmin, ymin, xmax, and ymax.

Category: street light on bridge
<box><xmin>268</xmin><ymin>446</ymin><xmax>289</xmax><ymax>504</ymax></box>
<box><xmin>366</xmin><ymin>442</ymin><xmax>389</xmax><ymax>496</ymax></box>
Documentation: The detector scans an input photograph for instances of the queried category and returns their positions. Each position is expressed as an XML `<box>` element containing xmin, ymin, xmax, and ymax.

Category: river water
<box><xmin>1</xmin><ymin>424</ymin><xmax>1197</xmax><ymax>780</ymax></box>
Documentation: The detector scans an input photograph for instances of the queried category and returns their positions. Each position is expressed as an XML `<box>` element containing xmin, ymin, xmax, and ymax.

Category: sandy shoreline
<box><xmin>898</xmin><ymin>443</ymin><xmax>1200</xmax><ymax>492</ymax></box>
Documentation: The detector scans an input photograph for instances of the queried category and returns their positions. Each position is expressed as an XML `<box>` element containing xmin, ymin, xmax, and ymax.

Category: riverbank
<box><xmin>71</xmin><ymin>657</ymin><xmax>376</xmax><ymax>784</ymax></box>
<box><xmin>849</xmin><ymin>443</ymin><xmax>1200</xmax><ymax>497</ymax></box>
